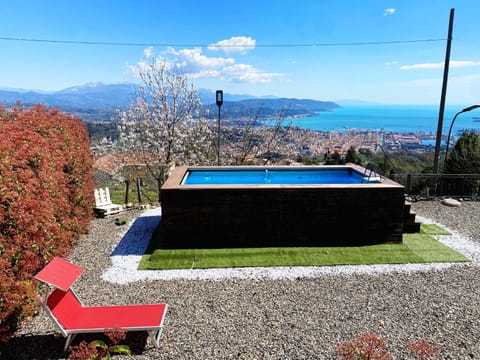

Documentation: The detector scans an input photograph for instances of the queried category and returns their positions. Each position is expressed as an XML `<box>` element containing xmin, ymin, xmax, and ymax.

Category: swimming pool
<box><xmin>182</xmin><ymin>168</ymin><xmax>380</xmax><ymax>185</ymax></box>
<box><xmin>160</xmin><ymin>165</ymin><xmax>406</xmax><ymax>248</ymax></box>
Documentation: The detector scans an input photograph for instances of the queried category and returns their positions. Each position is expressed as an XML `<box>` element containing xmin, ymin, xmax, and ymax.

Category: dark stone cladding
<box><xmin>159</xmin><ymin>165</ymin><xmax>405</xmax><ymax>248</ymax></box>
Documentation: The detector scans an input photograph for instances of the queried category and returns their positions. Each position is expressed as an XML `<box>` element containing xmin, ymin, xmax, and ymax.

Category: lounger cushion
<box><xmin>48</xmin><ymin>289</ymin><xmax>167</xmax><ymax>331</ymax></box>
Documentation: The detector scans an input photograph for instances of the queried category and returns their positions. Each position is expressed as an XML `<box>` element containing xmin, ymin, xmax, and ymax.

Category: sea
<box><xmin>283</xmin><ymin>105</ymin><xmax>480</xmax><ymax>139</ymax></box>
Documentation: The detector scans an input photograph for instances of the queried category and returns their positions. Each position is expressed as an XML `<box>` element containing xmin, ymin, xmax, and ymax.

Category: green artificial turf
<box><xmin>138</xmin><ymin>224</ymin><xmax>468</xmax><ymax>270</ymax></box>
<box><xmin>420</xmin><ymin>223</ymin><xmax>451</xmax><ymax>235</ymax></box>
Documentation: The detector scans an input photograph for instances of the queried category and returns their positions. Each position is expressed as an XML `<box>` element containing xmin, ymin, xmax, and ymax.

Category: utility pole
<box><xmin>433</xmin><ymin>8</ymin><xmax>455</xmax><ymax>174</ymax></box>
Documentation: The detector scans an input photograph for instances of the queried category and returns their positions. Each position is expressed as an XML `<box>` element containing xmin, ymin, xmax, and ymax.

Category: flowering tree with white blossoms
<box><xmin>118</xmin><ymin>60</ymin><xmax>215</xmax><ymax>187</ymax></box>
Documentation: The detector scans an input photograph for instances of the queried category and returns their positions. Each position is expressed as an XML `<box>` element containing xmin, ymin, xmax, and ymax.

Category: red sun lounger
<box><xmin>34</xmin><ymin>257</ymin><xmax>168</xmax><ymax>351</ymax></box>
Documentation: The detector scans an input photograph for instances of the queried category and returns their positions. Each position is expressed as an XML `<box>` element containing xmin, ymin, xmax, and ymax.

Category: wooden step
<box><xmin>403</xmin><ymin>201</ymin><xmax>421</xmax><ymax>233</ymax></box>
<box><xmin>404</xmin><ymin>212</ymin><xmax>417</xmax><ymax>223</ymax></box>
<box><xmin>403</xmin><ymin>202</ymin><xmax>412</xmax><ymax>215</ymax></box>
<box><xmin>403</xmin><ymin>221</ymin><xmax>421</xmax><ymax>233</ymax></box>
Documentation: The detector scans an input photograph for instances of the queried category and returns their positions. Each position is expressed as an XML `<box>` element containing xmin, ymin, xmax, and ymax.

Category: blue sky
<box><xmin>1</xmin><ymin>0</ymin><xmax>479</xmax><ymax>105</ymax></box>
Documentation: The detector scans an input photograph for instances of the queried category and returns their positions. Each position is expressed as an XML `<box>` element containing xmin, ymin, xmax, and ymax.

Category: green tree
<box><xmin>325</xmin><ymin>152</ymin><xmax>344</xmax><ymax>165</ymax></box>
<box><xmin>344</xmin><ymin>146</ymin><xmax>361</xmax><ymax>165</ymax></box>
<box><xmin>445</xmin><ymin>130</ymin><xmax>480</xmax><ymax>174</ymax></box>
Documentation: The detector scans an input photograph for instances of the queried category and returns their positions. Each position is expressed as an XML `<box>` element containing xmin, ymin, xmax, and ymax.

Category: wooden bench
<box><xmin>94</xmin><ymin>187</ymin><xmax>123</xmax><ymax>217</ymax></box>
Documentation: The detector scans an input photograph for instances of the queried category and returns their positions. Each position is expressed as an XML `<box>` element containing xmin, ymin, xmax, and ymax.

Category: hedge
<box><xmin>0</xmin><ymin>104</ymin><xmax>95</xmax><ymax>342</ymax></box>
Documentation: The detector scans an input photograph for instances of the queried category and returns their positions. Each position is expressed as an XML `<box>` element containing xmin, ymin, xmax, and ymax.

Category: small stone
<box><xmin>441</xmin><ymin>198</ymin><xmax>462</xmax><ymax>207</ymax></box>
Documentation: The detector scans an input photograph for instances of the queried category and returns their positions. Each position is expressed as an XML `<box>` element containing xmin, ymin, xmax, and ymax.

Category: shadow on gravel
<box><xmin>111</xmin><ymin>215</ymin><xmax>162</xmax><ymax>256</ymax></box>
<box><xmin>1</xmin><ymin>333</ymin><xmax>64</xmax><ymax>360</ymax></box>
<box><xmin>2</xmin><ymin>332</ymin><xmax>150</xmax><ymax>359</ymax></box>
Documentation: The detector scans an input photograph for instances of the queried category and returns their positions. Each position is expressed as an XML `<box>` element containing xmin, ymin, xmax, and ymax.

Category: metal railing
<box><xmin>390</xmin><ymin>173</ymin><xmax>480</xmax><ymax>198</ymax></box>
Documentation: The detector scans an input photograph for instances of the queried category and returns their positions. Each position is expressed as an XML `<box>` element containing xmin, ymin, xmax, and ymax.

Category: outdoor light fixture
<box><xmin>443</xmin><ymin>104</ymin><xmax>480</xmax><ymax>173</ymax></box>
<box><xmin>216</xmin><ymin>90</ymin><xmax>223</xmax><ymax>166</ymax></box>
<box><xmin>216</xmin><ymin>90</ymin><xmax>223</xmax><ymax>107</ymax></box>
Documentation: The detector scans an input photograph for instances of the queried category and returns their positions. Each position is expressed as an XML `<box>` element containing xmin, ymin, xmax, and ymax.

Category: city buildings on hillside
<box><xmin>92</xmin><ymin>129</ymin><xmax>441</xmax><ymax>170</ymax></box>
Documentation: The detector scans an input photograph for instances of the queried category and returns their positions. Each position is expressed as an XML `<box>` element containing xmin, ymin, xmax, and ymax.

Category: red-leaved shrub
<box><xmin>337</xmin><ymin>332</ymin><xmax>440</xmax><ymax>360</ymax></box>
<box><xmin>0</xmin><ymin>104</ymin><xmax>94</xmax><ymax>342</ymax></box>
<box><xmin>336</xmin><ymin>332</ymin><xmax>394</xmax><ymax>360</ymax></box>
<box><xmin>406</xmin><ymin>339</ymin><xmax>439</xmax><ymax>359</ymax></box>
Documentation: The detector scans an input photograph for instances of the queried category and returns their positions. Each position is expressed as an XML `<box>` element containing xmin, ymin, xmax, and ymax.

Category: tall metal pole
<box><xmin>433</xmin><ymin>8</ymin><xmax>455</xmax><ymax>174</ymax></box>
<box><xmin>215</xmin><ymin>90</ymin><xmax>223</xmax><ymax>166</ymax></box>
<box><xmin>217</xmin><ymin>106</ymin><xmax>221</xmax><ymax>165</ymax></box>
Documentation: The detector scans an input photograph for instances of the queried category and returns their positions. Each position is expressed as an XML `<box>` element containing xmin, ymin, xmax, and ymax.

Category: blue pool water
<box><xmin>182</xmin><ymin>168</ymin><xmax>377</xmax><ymax>185</ymax></box>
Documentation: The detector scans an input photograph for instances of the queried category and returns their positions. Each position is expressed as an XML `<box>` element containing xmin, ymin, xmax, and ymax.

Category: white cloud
<box><xmin>384</xmin><ymin>61</ymin><xmax>398</xmax><ymax>66</ymax></box>
<box><xmin>222</xmin><ymin>64</ymin><xmax>283</xmax><ymax>83</ymax></box>
<box><xmin>124</xmin><ymin>62</ymin><xmax>143</xmax><ymax>78</ymax></box>
<box><xmin>188</xmin><ymin>69</ymin><xmax>221</xmax><ymax>79</ymax></box>
<box><xmin>400</xmin><ymin>63</ymin><xmax>441</xmax><ymax>70</ymax></box>
<box><xmin>383</xmin><ymin>8</ymin><xmax>396</xmax><ymax>16</ymax></box>
<box><xmin>208</xmin><ymin>36</ymin><xmax>256</xmax><ymax>54</ymax></box>
<box><xmin>164</xmin><ymin>43</ymin><xmax>282</xmax><ymax>84</ymax></box>
<box><xmin>166</xmin><ymin>47</ymin><xmax>235</xmax><ymax>71</ymax></box>
<box><xmin>143</xmin><ymin>46</ymin><xmax>154</xmax><ymax>59</ymax></box>
<box><xmin>401</xmin><ymin>60</ymin><xmax>480</xmax><ymax>70</ymax></box>
<box><xmin>448</xmin><ymin>60</ymin><xmax>480</xmax><ymax>68</ymax></box>
<box><xmin>126</xmin><ymin>43</ymin><xmax>284</xmax><ymax>85</ymax></box>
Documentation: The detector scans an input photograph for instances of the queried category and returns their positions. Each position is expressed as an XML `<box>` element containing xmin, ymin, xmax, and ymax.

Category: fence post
<box><xmin>435</xmin><ymin>174</ymin><xmax>441</xmax><ymax>196</ymax></box>
<box><xmin>136</xmin><ymin>178</ymin><xmax>142</xmax><ymax>204</ymax></box>
<box><xmin>124</xmin><ymin>180</ymin><xmax>130</xmax><ymax>205</ymax></box>
<box><xmin>157</xmin><ymin>178</ymin><xmax>162</xmax><ymax>203</ymax></box>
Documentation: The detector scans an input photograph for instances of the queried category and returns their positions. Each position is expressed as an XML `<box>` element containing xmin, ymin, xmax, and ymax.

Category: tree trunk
<box><xmin>136</xmin><ymin>178</ymin><xmax>142</xmax><ymax>204</ymax></box>
<box><xmin>124</xmin><ymin>180</ymin><xmax>130</xmax><ymax>205</ymax></box>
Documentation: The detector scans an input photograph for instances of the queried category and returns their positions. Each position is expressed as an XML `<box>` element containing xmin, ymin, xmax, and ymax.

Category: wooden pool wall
<box><xmin>159</xmin><ymin>165</ymin><xmax>406</xmax><ymax>248</ymax></box>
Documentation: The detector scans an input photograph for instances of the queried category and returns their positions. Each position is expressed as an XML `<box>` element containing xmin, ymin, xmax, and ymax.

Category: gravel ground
<box><xmin>3</xmin><ymin>200</ymin><xmax>480</xmax><ymax>359</ymax></box>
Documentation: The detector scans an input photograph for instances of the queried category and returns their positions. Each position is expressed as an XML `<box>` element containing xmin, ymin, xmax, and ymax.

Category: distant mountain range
<box><xmin>0</xmin><ymin>83</ymin><xmax>137</xmax><ymax>109</ymax></box>
<box><xmin>0</xmin><ymin>83</ymin><xmax>341</xmax><ymax>121</ymax></box>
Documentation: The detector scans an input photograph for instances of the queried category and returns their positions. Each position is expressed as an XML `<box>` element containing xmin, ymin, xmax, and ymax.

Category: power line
<box><xmin>0</xmin><ymin>36</ymin><xmax>447</xmax><ymax>48</ymax></box>
<box><xmin>261</xmin><ymin>38</ymin><xmax>447</xmax><ymax>47</ymax></box>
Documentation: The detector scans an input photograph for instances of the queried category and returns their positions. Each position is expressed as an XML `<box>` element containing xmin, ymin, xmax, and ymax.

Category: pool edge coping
<box><xmin>163</xmin><ymin>164</ymin><xmax>404</xmax><ymax>190</ymax></box>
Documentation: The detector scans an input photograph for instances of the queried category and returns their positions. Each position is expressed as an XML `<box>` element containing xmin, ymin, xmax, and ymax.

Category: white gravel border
<box><xmin>102</xmin><ymin>208</ymin><xmax>480</xmax><ymax>284</ymax></box>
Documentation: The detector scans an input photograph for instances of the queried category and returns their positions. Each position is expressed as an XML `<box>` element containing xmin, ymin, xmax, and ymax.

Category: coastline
<box><xmin>283</xmin><ymin>104</ymin><xmax>480</xmax><ymax>134</ymax></box>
